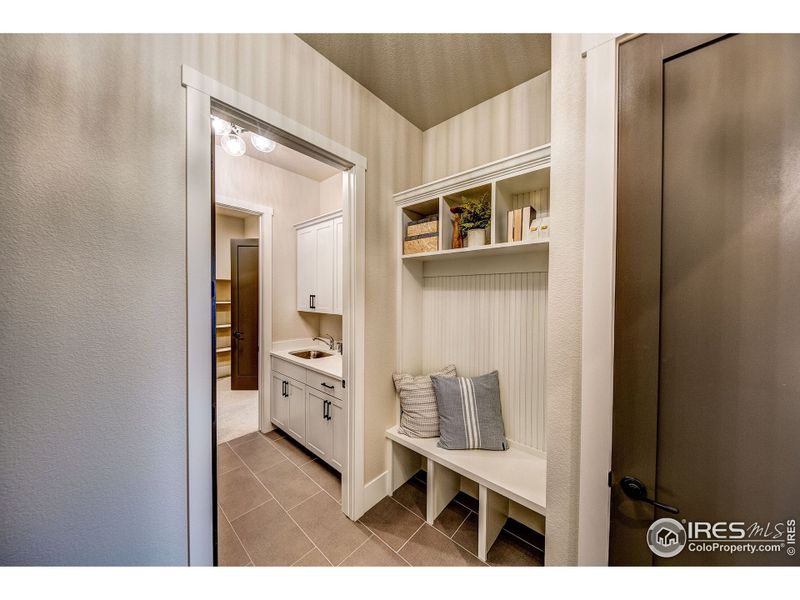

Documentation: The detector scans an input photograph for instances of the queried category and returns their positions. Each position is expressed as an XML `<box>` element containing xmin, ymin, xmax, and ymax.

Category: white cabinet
<box><xmin>295</xmin><ymin>210</ymin><xmax>342</xmax><ymax>315</ymax></box>
<box><xmin>314</xmin><ymin>219</ymin><xmax>335</xmax><ymax>313</ymax></box>
<box><xmin>286</xmin><ymin>377</ymin><xmax>306</xmax><ymax>443</ymax></box>
<box><xmin>330</xmin><ymin>397</ymin><xmax>345</xmax><ymax>471</ymax></box>
<box><xmin>333</xmin><ymin>215</ymin><xmax>343</xmax><ymax>315</ymax></box>
<box><xmin>296</xmin><ymin>226</ymin><xmax>316</xmax><ymax>312</ymax></box>
<box><xmin>270</xmin><ymin>373</ymin><xmax>289</xmax><ymax>430</ymax></box>
<box><xmin>270</xmin><ymin>356</ymin><xmax>345</xmax><ymax>473</ymax></box>
<box><xmin>305</xmin><ymin>388</ymin><xmax>332</xmax><ymax>460</ymax></box>
<box><xmin>271</xmin><ymin>358</ymin><xmax>307</xmax><ymax>445</ymax></box>
<box><xmin>305</xmin><ymin>388</ymin><xmax>345</xmax><ymax>471</ymax></box>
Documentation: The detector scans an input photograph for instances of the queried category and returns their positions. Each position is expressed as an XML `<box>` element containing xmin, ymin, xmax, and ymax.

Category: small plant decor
<box><xmin>459</xmin><ymin>191</ymin><xmax>491</xmax><ymax>235</ymax></box>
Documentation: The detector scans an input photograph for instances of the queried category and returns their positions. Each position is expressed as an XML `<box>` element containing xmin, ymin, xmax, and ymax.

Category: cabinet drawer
<box><xmin>307</xmin><ymin>370</ymin><xmax>343</xmax><ymax>400</ymax></box>
<box><xmin>271</xmin><ymin>356</ymin><xmax>307</xmax><ymax>384</ymax></box>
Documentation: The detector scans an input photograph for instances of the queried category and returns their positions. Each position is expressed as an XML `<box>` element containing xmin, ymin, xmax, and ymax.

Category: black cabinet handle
<box><xmin>310</xmin><ymin>294</ymin><xmax>316</xmax><ymax>309</ymax></box>
<box><xmin>282</xmin><ymin>381</ymin><xmax>288</xmax><ymax>397</ymax></box>
<box><xmin>321</xmin><ymin>382</ymin><xmax>335</xmax><ymax>390</ymax></box>
<box><xmin>322</xmin><ymin>399</ymin><xmax>328</xmax><ymax>420</ymax></box>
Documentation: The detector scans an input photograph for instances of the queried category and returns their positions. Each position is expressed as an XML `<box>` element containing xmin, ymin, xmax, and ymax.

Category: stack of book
<box><xmin>507</xmin><ymin>206</ymin><xmax>537</xmax><ymax>242</ymax></box>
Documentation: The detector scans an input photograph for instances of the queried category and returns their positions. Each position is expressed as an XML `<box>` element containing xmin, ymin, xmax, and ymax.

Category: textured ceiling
<box><xmin>297</xmin><ymin>33</ymin><xmax>551</xmax><ymax>130</ymax></box>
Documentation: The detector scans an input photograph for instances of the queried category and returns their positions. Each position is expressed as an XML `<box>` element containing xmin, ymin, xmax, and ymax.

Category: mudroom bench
<box><xmin>386</xmin><ymin>426</ymin><xmax>547</xmax><ymax>561</ymax></box>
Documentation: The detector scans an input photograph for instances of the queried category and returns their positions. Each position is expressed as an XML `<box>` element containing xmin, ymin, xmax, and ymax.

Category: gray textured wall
<box><xmin>0</xmin><ymin>34</ymin><xmax>421</xmax><ymax>565</ymax></box>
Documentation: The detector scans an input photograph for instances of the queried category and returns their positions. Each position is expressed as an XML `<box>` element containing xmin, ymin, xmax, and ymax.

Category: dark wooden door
<box><xmin>611</xmin><ymin>34</ymin><xmax>800</xmax><ymax>566</ymax></box>
<box><xmin>231</xmin><ymin>238</ymin><xmax>259</xmax><ymax>391</ymax></box>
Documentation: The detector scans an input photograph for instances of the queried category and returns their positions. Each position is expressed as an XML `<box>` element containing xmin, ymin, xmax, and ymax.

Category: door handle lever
<box><xmin>620</xmin><ymin>476</ymin><xmax>680</xmax><ymax>514</ymax></box>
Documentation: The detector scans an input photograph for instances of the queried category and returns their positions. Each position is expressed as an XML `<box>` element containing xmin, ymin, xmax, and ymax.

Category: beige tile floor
<box><xmin>217</xmin><ymin>429</ymin><xmax>544</xmax><ymax>567</ymax></box>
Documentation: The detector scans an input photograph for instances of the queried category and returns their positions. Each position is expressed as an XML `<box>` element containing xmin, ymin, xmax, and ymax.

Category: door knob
<box><xmin>620</xmin><ymin>476</ymin><xmax>680</xmax><ymax>514</ymax></box>
<box><xmin>233</xmin><ymin>331</ymin><xmax>243</xmax><ymax>339</ymax></box>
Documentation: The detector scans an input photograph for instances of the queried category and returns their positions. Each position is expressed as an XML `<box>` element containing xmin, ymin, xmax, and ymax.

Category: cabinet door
<box><xmin>286</xmin><ymin>378</ymin><xmax>306</xmax><ymax>443</ymax></box>
<box><xmin>270</xmin><ymin>373</ymin><xmax>289</xmax><ymax>430</ymax></box>
<box><xmin>330</xmin><ymin>398</ymin><xmax>345</xmax><ymax>472</ymax></box>
<box><xmin>313</xmin><ymin>220</ymin><xmax>335</xmax><ymax>313</ymax></box>
<box><xmin>305</xmin><ymin>389</ymin><xmax>332</xmax><ymax>460</ymax></box>
<box><xmin>297</xmin><ymin>226</ymin><xmax>316</xmax><ymax>312</ymax></box>
<box><xmin>333</xmin><ymin>216</ymin><xmax>344</xmax><ymax>315</ymax></box>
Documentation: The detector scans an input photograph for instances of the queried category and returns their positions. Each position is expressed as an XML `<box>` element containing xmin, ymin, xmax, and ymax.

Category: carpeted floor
<box><xmin>217</xmin><ymin>376</ymin><xmax>259</xmax><ymax>443</ymax></box>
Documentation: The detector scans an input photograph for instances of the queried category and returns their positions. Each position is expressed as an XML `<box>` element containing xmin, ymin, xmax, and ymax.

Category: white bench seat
<box><xmin>386</xmin><ymin>425</ymin><xmax>546</xmax><ymax>560</ymax></box>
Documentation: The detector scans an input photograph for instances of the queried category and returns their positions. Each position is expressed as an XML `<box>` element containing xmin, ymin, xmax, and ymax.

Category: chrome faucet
<box><xmin>313</xmin><ymin>334</ymin><xmax>335</xmax><ymax>350</ymax></box>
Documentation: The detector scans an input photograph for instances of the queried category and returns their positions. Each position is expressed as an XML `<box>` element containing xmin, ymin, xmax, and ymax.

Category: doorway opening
<box><xmin>211</xmin><ymin>104</ymin><xmax>355</xmax><ymax>566</ymax></box>
<box><xmin>214</xmin><ymin>205</ymin><xmax>261</xmax><ymax>443</ymax></box>
<box><xmin>184</xmin><ymin>66</ymin><xmax>368</xmax><ymax>566</ymax></box>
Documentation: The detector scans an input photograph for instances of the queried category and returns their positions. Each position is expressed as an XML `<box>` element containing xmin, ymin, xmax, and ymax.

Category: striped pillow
<box><xmin>392</xmin><ymin>365</ymin><xmax>457</xmax><ymax>438</ymax></box>
<box><xmin>431</xmin><ymin>371</ymin><xmax>508</xmax><ymax>451</ymax></box>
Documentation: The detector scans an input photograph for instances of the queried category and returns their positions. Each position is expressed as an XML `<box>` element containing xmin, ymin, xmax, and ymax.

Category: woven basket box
<box><xmin>406</xmin><ymin>214</ymin><xmax>439</xmax><ymax>238</ymax></box>
<box><xmin>403</xmin><ymin>231</ymin><xmax>438</xmax><ymax>255</ymax></box>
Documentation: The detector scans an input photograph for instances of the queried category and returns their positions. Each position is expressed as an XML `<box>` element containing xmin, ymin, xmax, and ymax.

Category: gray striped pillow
<box><xmin>430</xmin><ymin>371</ymin><xmax>508</xmax><ymax>451</ymax></box>
<box><xmin>392</xmin><ymin>365</ymin><xmax>457</xmax><ymax>438</ymax></box>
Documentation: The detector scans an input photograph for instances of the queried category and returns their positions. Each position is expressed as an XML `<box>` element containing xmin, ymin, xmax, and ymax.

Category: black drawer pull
<box><xmin>321</xmin><ymin>382</ymin><xmax>335</xmax><ymax>390</ymax></box>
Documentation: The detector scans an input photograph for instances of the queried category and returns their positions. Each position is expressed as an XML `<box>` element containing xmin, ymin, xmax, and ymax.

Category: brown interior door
<box><xmin>611</xmin><ymin>34</ymin><xmax>800</xmax><ymax>566</ymax></box>
<box><xmin>231</xmin><ymin>238</ymin><xmax>259</xmax><ymax>391</ymax></box>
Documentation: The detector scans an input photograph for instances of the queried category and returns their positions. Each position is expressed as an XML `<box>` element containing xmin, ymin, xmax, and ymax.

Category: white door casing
<box><xmin>183</xmin><ymin>66</ymin><xmax>367</xmax><ymax>566</ymax></box>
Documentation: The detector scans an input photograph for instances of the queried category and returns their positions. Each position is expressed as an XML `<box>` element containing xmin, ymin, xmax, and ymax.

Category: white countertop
<box><xmin>270</xmin><ymin>339</ymin><xmax>342</xmax><ymax>379</ymax></box>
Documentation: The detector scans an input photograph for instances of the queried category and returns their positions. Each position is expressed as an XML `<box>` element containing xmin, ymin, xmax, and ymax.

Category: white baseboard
<box><xmin>361</xmin><ymin>470</ymin><xmax>389</xmax><ymax>517</ymax></box>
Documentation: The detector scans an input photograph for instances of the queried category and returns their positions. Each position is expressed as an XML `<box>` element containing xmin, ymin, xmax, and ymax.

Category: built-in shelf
<box><xmin>215</xmin><ymin>277</ymin><xmax>232</xmax><ymax>379</ymax></box>
<box><xmin>394</xmin><ymin>143</ymin><xmax>551</xmax><ymax>451</ymax></box>
<box><xmin>402</xmin><ymin>239</ymin><xmax>548</xmax><ymax>262</ymax></box>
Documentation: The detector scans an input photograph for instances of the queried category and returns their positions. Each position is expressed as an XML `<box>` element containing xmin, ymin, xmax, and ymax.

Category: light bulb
<box><xmin>221</xmin><ymin>132</ymin><xmax>246</xmax><ymax>157</ymax></box>
<box><xmin>251</xmin><ymin>132</ymin><xmax>276</xmax><ymax>153</ymax></box>
<box><xmin>211</xmin><ymin>116</ymin><xmax>231</xmax><ymax>136</ymax></box>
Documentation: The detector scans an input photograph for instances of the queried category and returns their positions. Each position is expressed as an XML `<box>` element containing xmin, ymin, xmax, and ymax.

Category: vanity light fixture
<box><xmin>211</xmin><ymin>116</ymin><xmax>232</xmax><ymax>136</ymax></box>
<box><xmin>250</xmin><ymin>132</ymin><xmax>276</xmax><ymax>154</ymax></box>
<box><xmin>221</xmin><ymin>125</ymin><xmax>246</xmax><ymax>157</ymax></box>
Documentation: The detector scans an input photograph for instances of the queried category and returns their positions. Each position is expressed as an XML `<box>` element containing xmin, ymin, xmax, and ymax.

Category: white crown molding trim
<box><xmin>394</xmin><ymin>144</ymin><xmax>551</xmax><ymax>207</ymax></box>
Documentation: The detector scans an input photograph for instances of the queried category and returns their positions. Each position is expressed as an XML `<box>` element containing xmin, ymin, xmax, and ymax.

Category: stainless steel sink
<box><xmin>289</xmin><ymin>350</ymin><xmax>332</xmax><ymax>359</ymax></box>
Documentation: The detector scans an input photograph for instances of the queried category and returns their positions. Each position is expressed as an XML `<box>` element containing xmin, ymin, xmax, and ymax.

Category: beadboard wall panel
<box><xmin>422</xmin><ymin>71</ymin><xmax>551</xmax><ymax>182</ymax></box>
<box><xmin>421</xmin><ymin>272</ymin><xmax>548</xmax><ymax>451</ymax></box>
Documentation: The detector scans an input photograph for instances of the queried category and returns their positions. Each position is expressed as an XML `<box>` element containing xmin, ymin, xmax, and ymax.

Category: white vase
<box><xmin>467</xmin><ymin>228</ymin><xmax>487</xmax><ymax>248</ymax></box>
